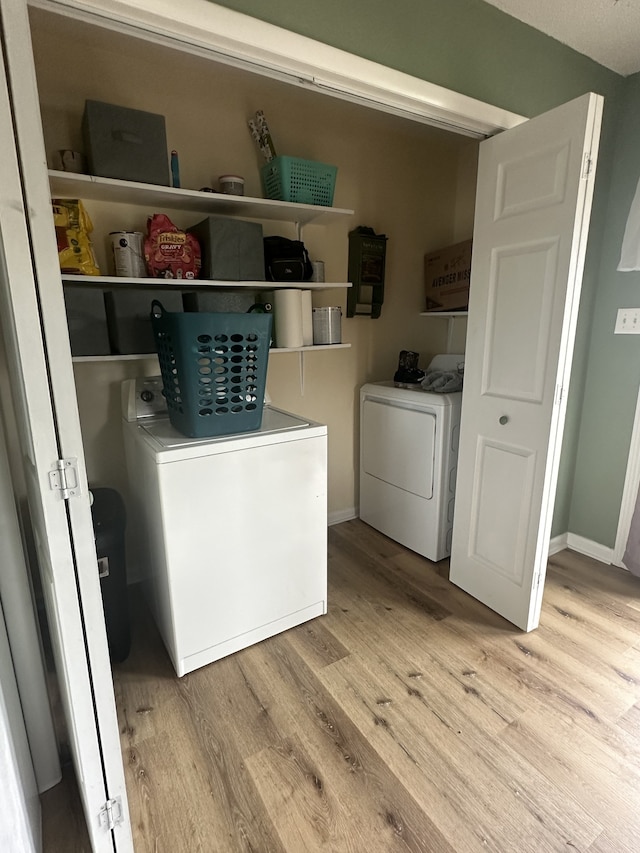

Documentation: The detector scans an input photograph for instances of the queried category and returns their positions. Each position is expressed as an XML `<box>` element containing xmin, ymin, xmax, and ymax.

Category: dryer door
<box><xmin>362</xmin><ymin>399</ymin><xmax>435</xmax><ymax>499</ymax></box>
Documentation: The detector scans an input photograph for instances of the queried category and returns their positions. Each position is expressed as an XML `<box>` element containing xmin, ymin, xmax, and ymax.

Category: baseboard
<box><xmin>328</xmin><ymin>507</ymin><xmax>357</xmax><ymax>526</ymax></box>
<box><xmin>548</xmin><ymin>534</ymin><xmax>568</xmax><ymax>556</ymax></box>
<box><xmin>565</xmin><ymin>533</ymin><xmax>614</xmax><ymax>565</ymax></box>
<box><xmin>324</xmin><ymin>523</ymin><xmax>613</xmax><ymax>560</ymax></box>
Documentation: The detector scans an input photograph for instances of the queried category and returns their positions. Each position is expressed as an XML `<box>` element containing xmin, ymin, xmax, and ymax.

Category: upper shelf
<box><xmin>49</xmin><ymin>170</ymin><xmax>355</xmax><ymax>226</ymax></box>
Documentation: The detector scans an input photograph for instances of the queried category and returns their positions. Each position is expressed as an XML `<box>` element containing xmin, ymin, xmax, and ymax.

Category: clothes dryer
<box><xmin>359</xmin><ymin>355</ymin><xmax>463</xmax><ymax>562</ymax></box>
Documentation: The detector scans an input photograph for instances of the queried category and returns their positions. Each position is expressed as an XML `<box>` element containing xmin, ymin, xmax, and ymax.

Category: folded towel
<box><xmin>421</xmin><ymin>370</ymin><xmax>463</xmax><ymax>393</ymax></box>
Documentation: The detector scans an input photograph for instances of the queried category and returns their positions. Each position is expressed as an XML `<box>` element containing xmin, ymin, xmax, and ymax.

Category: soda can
<box><xmin>110</xmin><ymin>231</ymin><xmax>146</xmax><ymax>277</ymax></box>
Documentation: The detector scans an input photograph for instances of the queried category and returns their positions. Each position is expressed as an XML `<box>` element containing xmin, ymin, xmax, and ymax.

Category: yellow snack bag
<box><xmin>53</xmin><ymin>198</ymin><xmax>101</xmax><ymax>276</ymax></box>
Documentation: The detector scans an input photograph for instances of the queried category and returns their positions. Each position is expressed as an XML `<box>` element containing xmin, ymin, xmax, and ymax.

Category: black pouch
<box><xmin>263</xmin><ymin>236</ymin><xmax>313</xmax><ymax>282</ymax></box>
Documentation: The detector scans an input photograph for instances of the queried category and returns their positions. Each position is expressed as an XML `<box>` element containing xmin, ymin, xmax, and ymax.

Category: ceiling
<box><xmin>481</xmin><ymin>0</ymin><xmax>640</xmax><ymax>76</ymax></box>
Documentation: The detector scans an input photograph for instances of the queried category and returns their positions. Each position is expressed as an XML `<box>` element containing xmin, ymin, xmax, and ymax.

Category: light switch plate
<box><xmin>615</xmin><ymin>308</ymin><xmax>640</xmax><ymax>334</ymax></box>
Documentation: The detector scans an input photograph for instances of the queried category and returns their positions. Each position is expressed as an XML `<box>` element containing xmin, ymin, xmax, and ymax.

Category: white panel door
<box><xmin>450</xmin><ymin>93</ymin><xmax>602</xmax><ymax>631</ymax></box>
<box><xmin>0</xmin><ymin>1</ymin><xmax>133</xmax><ymax>849</ymax></box>
<box><xmin>0</xmin><ymin>605</ymin><xmax>40</xmax><ymax>853</ymax></box>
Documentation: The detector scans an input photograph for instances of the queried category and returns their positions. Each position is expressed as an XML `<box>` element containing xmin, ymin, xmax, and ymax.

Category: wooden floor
<box><xmin>42</xmin><ymin>520</ymin><xmax>640</xmax><ymax>852</ymax></box>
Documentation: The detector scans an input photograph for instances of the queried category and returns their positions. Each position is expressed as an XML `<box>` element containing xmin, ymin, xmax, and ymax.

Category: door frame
<box><xmin>1</xmin><ymin>0</ymin><xmax>133</xmax><ymax>848</ymax></box>
<box><xmin>30</xmin><ymin>0</ymin><xmax>526</xmax><ymax>137</ymax></box>
<box><xmin>6</xmin><ymin>0</ymin><xmax>591</xmax><ymax>845</ymax></box>
<box><xmin>613</xmin><ymin>380</ymin><xmax>640</xmax><ymax>566</ymax></box>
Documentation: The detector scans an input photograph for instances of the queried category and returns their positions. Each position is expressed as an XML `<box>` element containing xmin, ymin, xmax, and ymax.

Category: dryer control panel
<box><xmin>121</xmin><ymin>376</ymin><xmax>167</xmax><ymax>422</ymax></box>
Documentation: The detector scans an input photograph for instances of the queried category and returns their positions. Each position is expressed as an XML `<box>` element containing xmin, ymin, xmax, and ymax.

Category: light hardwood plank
<box><xmin>320</xmin><ymin>658</ymin><xmax>602</xmax><ymax>852</ymax></box>
<box><xmin>42</xmin><ymin>521</ymin><xmax>640</xmax><ymax>852</ymax></box>
<box><xmin>242</xmin><ymin>634</ymin><xmax>457</xmax><ymax>852</ymax></box>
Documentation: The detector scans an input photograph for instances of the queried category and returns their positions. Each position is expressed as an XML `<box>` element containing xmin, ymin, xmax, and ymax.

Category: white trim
<box><xmin>30</xmin><ymin>0</ymin><xmax>526</xmax><ymax>138</ymax></box>
<box><xmin>548</xmin><ymin>533</ymin><xmax>568</xmax><ymax>556</ymax></box>
<box><xmin>566</xmin><ymin>533</ymin><xmax>613</xmax><ymax>564</ymax></box>
<box><xmin>549</xmin><ymin>531</ymin><xmax>614</xmax><ymax>564</ymax></box>
<box><xmin>613</xmin><ymin>379</ymin><xmax>640</xmax><ymax>566</ymax></box>
<box><xmin>328</xmin><ymin>507</ymin><xmax>357</xmax><ymax>526</ymax></box>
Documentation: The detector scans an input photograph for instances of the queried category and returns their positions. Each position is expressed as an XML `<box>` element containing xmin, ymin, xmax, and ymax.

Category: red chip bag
<box><xmin>144</xmin><ymin>213</ymin><xmax>201</xmax><ymax>279</ymax></box>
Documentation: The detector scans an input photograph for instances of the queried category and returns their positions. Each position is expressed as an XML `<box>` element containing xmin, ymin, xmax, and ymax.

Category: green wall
<box><xmin>211</xmin><ymin>0</ymin><xmax>632</xmax><ymax>545</ymax></box>
<box><xmin>210</xmin><ymin>0</ymin><xmax>620</xmax><ymax>115</ymax></box>
<box><xmin>570</xmin><ymin>72</ymin><xmax>640</xmax><ymax>547</ymax></box>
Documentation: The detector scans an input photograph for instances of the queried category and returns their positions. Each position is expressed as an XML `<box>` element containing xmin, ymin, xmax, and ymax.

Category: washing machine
<box><xmin>122</xmin><ymin>376</ymin><xmax>328</xmax><ymax>676</ymax></box>
<box><xmin>359</xmin><ymin>354</ymin><xmax>463</xmax><ymax>562</ymax></box>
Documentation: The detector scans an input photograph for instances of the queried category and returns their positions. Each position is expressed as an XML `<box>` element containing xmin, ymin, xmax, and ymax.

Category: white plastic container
<box><xmin>218</xmin><ymin>174</ymin><xmax>245</xmax><ymax>195</ymax></box>
<box><xmin>312</xmin><ymin>306</ymin><xmax>341</xmax><ymax>344</ymax></box>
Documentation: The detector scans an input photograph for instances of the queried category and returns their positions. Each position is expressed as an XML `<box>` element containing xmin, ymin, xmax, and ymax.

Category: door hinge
<box><xmin>98</xmin><ymin>797</ymin><xmax>124</xmax><ymax>832</ymax></box>
<box><xmin>97</xmin><ymin>556</ymin><xmax>110</xmax><ymax>578</ymax></box>
<box><xmin>48</xmin><ymin>457</ymin><xmax>79</xmax><ymax>500</ymax></box>
<box><xmin>554</xmin><ymin>384</ymin><xmax>564</xmax><ymax>405</ymax></box>
<box><xmin>582</xmin><ymin>153</ymin><xmax>593</xmax><ymax>178</ymax></box>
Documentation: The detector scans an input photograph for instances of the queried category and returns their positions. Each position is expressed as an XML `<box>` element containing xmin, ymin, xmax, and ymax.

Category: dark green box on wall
<box><xmin>347</xmin><ymin>226</ymin><xmax>387</xmax><ymax>319</ymax></box>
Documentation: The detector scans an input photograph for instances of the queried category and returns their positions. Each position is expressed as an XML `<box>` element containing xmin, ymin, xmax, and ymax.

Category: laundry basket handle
<box><xmin>150</xmin><ymin>299</ymin><xmax>165</xmax><ymax>320</ymax></box>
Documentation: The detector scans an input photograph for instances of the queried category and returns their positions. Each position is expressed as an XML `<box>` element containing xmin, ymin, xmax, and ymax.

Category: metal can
<box><xmin>310</xmin><ymin>260</ymin><xmax>325</xmax><ymax>282</ymax></box>
<box><xmin>312</xmin><ymin>306</ymin><xmax>342</xmax><ymax>344</ymax></box>
<box><xmin>109</xmin><ymin>231</ymin><xmax>146</xmax><ymax>277</ymax></box>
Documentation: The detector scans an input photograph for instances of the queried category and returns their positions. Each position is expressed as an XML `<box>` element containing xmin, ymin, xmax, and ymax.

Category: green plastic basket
<box><xmin>261</xmin><ymin>155</ymin><xmax>337</xmax><ymax>206</ymax></box>
<box><xmin>150</xmin><ymin>301</ymin><xmax>272</xmax><ymax>438</ymax></box>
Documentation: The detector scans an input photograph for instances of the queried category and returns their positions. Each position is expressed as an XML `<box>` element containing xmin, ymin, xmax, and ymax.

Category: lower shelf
<box><xmin>71</xmin><ymin>343</ymin><xmax>351</xmax><ymax>362</ymax></box>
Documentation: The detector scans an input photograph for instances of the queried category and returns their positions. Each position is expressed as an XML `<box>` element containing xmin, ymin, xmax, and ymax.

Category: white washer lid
<box><xmin>139</xmin><ymin>406</ymin><xmax>310</xmax><ymax>450</ymax></box>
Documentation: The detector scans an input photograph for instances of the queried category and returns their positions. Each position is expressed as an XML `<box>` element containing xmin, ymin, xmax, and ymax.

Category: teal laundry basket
<box><xmin>150</xmin><ymin>300</ymin><xmax>272</xmax><ymax>438</ymax></box>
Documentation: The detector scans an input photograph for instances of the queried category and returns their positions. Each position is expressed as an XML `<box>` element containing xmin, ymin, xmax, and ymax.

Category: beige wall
<box><xmin>30</xmin><ymin>9</ymin><xmax>476</xmax><ymax>522</ymax></box>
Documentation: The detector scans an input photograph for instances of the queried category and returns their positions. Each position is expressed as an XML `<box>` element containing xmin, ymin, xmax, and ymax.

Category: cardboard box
<box><xmin>424</xmin><ymin>239</ymin><xmax>472</xmax><ymax>312</ymax></box>
<box><xmin>187</xmin><ymin>217</ymin><xmax>265</xmax><ymax>281</ymax></box>
<box><xmin>82</xmin><ymin>100</ymin><xmax>169</xmax><ymax>186</ymax></box>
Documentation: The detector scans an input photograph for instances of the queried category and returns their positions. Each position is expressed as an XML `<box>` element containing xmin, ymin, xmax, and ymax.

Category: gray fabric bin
<box><xmin>182</xmin><ymin>290</ymin><xmax>258</xmax><ymax>313</ymax></box>
<box><xmin>64</xmin><ymin>286</ymin><xmax>111</xmax><ymax>356</ymax></box>
<box><xmin>105</xmin><ymin>289</ymin><xmax>183</xmax><ymax>354</ymax></box>
<box><xmin>82</xmin><ymin>100</ymin><xmax>169</xmax><ymax>186</ymax></box>
<box><xmin>187</xmin><ymin>217</ymin><xmax>265</xmax><ymax>281</ymax></box>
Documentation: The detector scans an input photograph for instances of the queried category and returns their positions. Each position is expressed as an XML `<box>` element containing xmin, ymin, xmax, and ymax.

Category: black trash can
<box><xmin>91</xmin><ymin>487</ymin><xmax>130</xmax><ymax>663</ymax></box>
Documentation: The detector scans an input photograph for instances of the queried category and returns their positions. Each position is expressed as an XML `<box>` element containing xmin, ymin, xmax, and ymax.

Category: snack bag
<box><xmin>144</xmin><ymin>213</ymin><xmax>201</xmax><ymax>279</ymax></box>
<box><xmin>53</xmin><ymin>198</ymin><xmax>101</xmax><ymax>276</ymax></box>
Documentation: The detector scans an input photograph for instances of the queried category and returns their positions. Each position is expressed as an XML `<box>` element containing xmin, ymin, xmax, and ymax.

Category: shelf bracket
<box><xmin>299</xmin><ymin>351</ymin><xmax>305</xmax><ymax>395</ymax></box>
<box><xmin>447</xmin><ymin>317</ymin><xmax>455</xmax><ymax>353</ymax></box>
<box><xmin>295</xmin><ymin>220</ymin><xmax>302</xmax><ymax>241</ymax></box>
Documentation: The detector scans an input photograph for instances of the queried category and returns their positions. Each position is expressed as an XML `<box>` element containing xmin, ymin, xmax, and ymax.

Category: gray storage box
<box><xmin>105</xmin><ymin>290</ymin><xmax>183</xmax><ymax>354</ymax></box>
<box><xmin>182</xmin><ymin>290</ymin><xmax>258</xmax><ymax>313</ymax></box>
<box><xmin>64</xmin><ymin>286</ymin><xmax>111</xmax><ymax>356</ymax></box>
<box><xmin>82</xmin><ymin>100</ymin><xmax>169</xmax><ymax>186</ymax></box>
<box><xmin>187</xmin><ymin>217</ymin><xmax>265</xmax><ymax>281</ymax></box>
